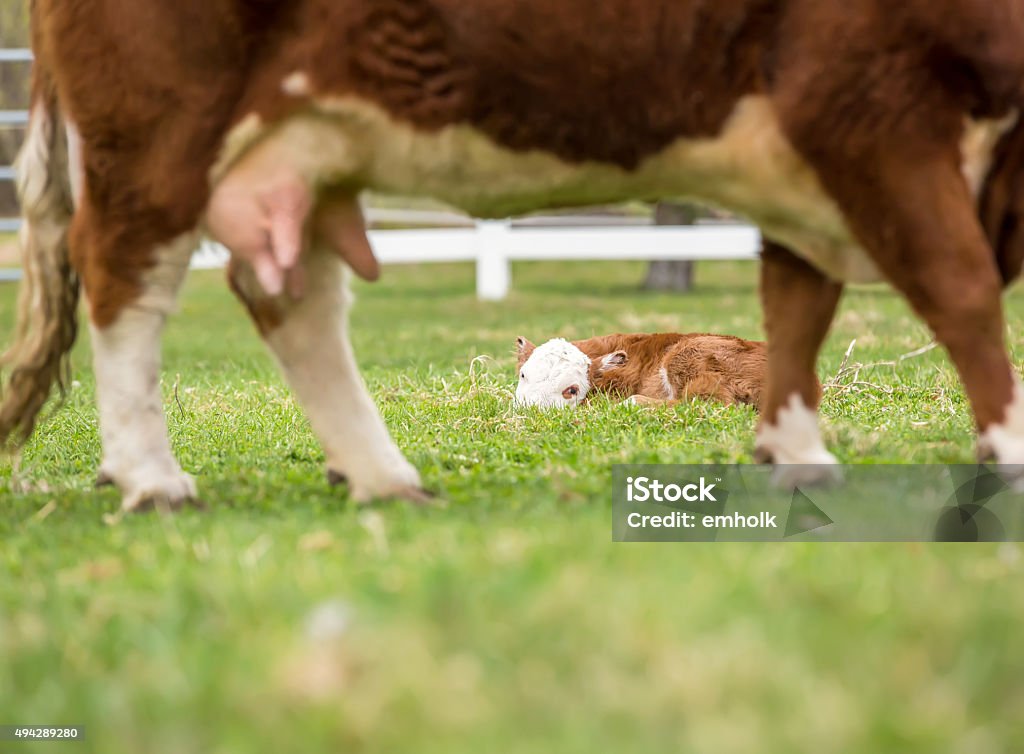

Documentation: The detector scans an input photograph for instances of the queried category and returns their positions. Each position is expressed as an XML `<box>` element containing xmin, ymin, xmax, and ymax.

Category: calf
<box><xmin>5</xmin><ymin>1</ymin><xmax>1024</xmax><ymax>509</ymax></box>
<box><xmin>515</xmin><ymin>334</ymin><xmax>767</xmax><ymax>410</ymax></box>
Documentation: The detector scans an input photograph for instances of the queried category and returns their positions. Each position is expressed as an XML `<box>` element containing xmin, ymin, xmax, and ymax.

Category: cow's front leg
<box><xmin>87</xmin><ymin>233</ymin><xmax>199</xmax><ymax>511</ymax></box>
<box><xmin>228</xmin><ymin>245</ymin><xmax>428</xmax><ymax>504</ymax></box>
<box><xmin>754</xmin><ymin>242</ymin><xmax>843</xmax><ymax>484</ymax></box>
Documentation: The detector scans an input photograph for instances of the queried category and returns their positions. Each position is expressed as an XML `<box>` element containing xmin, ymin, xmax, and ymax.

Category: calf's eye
<box><xmin>562</xmin><ymin>385</ymin><xmax>579</xmax><ymax>400</ymax></box>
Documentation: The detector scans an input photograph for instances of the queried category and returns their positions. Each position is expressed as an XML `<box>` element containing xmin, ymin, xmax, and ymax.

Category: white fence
<box><xmin>191</xmin><ymin>218</ymin><xmax>760</xmax><ymax>300</ymax></box>
<box><xmin>2</xmin><ymin>47</ymin><xmax>761</xmax><ymax>296</ymax></box>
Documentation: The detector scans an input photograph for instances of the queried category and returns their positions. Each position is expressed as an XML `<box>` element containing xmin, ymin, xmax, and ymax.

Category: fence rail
<box><xmin>0</xmin><ymin>110</ymin><xmax>29</xmax><ymax>126</ymax></box>
<box><xmin>4</xmin><ymin>220</ymin><xmax>760</xmax><ymax>299</ymax></box>
<box><xmin>192</xmin><ymin>221</ymin><xmax>760</xmax><ymax>300</ymax></box>
<box><xmin>0</xmin><ymin>49</ymin><xmax>32</xmax><ymax>63</ymax></box>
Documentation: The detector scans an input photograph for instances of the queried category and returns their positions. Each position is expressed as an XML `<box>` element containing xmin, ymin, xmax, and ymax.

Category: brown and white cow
<box><xmin>4</xmin><ymin>0</ymin><xmax>1024</xmax><ymax>510</ymax></box>
<box><xmin>514</xmin><ymin>334</ymin><xmax>767</xmax><ymax>411</ymax></box>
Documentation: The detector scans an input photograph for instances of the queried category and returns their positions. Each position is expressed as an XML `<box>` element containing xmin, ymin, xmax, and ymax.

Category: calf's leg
<box><xmin>679</xmin><ymin>372</ymin><xmax>745</xmax><ymax>406</ymax></box>
<box><xmin>628</xmin><ymin>395</ymin><xmax>680</xmax><ymax>407</ymax></box>
<box><xmin>228</xmin><ymin>245</ymin><xmax>428</xmax><ymax>503</ymax></box>
<box><xmin>628</xmin><ymin>377</ymin><xmax>736</xmax><ymax>407</ymax></box>
<box><xmin>754</xmin><ymin>241</ymin><xmax>843</xmax><ymax>480</ymax></box>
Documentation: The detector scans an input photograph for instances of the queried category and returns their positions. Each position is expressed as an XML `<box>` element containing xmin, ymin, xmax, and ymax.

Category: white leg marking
<box><xmin>659</xmin><ymin>367</ymin><xmax>676</xmax><ymax>400</ymax></box>
<box><xmin>960</xmin><ymin>112</ymin><xmax>1018</xmax><ymax>198</ymax></box>
<box><xmin>260</xmin><ymin>249</ymin><xmax>422</xmax><ymax>502</ymax></box>
<box><xmin>65</xmin><ymin>119</ymin><xmax>84</xmax><ymax>208</ymax></box>
<box><xmin>281</xmin><ymin>72</ymin><xmax>311</xmax><ymax>97</ymax></box>
<box><xmin>979</xmin><ymin>379</ymin><xmax>1024</xmax><ymax>468</ymax></box>
<box><xmin>755</xmin><ymin>393</ymin><xmax>839</xmax><ymax>487</ymax></box>
<box><xmin>91</xmin><ymin>234</ymin><xmax>197</xmax><ymax>511</ymax></box>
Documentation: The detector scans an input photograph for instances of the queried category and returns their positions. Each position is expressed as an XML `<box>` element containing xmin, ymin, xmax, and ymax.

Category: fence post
<box><xmin>643</xmin><ymin>202</ymin><xmax>698</xmax><ymax>291</ymax></box>
<box><xmin>475</xmin><ymin>219</ymin><xmax>511</xmax><ymax>301</ymax></box>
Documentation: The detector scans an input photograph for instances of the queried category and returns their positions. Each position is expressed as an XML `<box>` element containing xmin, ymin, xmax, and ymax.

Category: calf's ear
<box><xmin>599</xmin><ymin>350</ymin><xmax>628</xmax><ymax>372</ymax></box>
<box><xmin>515</xmin><ymin>336</ymin><xmax>536</xmax><ymax>366</ymax></box>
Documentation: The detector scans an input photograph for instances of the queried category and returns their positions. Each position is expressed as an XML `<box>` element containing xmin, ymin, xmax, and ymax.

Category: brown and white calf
<box><xmin>4</xmin><ymin>0</ymin><xmax>1024</xmax><ymax>509</ymax></box>
<box><xmin>515</xmin><ymin>334</ymin><xmax>767</xmax><ymax>410</ymax></box>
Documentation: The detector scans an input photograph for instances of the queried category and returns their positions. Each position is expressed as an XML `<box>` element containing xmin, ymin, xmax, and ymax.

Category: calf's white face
<box><xmin>514</xmin><ymin>337</ymin><xmax>590</xmax><ymax>409</ymax></box>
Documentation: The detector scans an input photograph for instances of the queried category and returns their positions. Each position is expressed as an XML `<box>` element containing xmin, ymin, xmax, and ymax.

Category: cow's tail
<box><xmin>0</xmin><ymin>50</ymin><xmax>79</xmax><ymax>450</ymax></box>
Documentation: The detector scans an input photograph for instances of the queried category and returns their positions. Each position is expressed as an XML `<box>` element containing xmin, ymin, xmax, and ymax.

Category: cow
<box><xmin>4</xmin><ymin>0</ymin><xmax>1024</xmax><ymax>511</ymax></box>
<box><xmin>514</xmin><ymin>334</ymin><xmax>766</xmax><ymax>410</ymax></box>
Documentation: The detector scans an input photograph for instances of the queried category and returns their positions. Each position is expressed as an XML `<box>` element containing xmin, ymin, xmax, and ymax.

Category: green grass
<box><xmin>1</xmin><ymin>260</ymin><xmax>1023</xmax><ymax>753</ymax></box>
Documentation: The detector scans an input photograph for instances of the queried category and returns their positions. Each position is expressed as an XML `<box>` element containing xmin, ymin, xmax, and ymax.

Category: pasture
<box><xmin>2</xmin><ymin>259</ymin><xmax>1023</xmax><ymax>753</ymax></box>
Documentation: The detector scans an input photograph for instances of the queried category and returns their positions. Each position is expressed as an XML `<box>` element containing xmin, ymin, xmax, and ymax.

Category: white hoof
<box><xmin>977</xmin><ymin>442</ymin><xmax>1024</xmax><ymax>492</ymax></box>
<box><xmin>996</xmin><ymin>466</ymin><xmax>1024</xmax><ymax>493</ymax></box>
<box><xmin>335</xmin><ymin>454</ymin><xmax>428</xmax><ymax>504</ymax></box>
<box><xmin>979</xmin><ymin>379</ymin><xmax>1024</xmax><ymax>461</ymax></box>
<box><xmin>768</xmin><ymin>462</ymin><xmax>842</xmax><ymax>490</ymax></box>
<box><xmin>977</xmin><ymin>380</ymin><xmax>1024</xmax><ymax>490</ymax></box>
<box><xmin>978</xmin><ymin>433</ymin><xmax>1024</xmax><ymax>466</ymax></box>
<box><xmin>755</xmin><ymin>393</ymin><xmax>838</xmax><ymax>488</ymax></box>
<box><xmin>753</xmin><ymin>443</ymin><xmax>839</xmax><ymax>466</ymax></box>
<box><xmin>117</xmin><ymin>467</ymin><xmax>199</xmax><ymax>512</ymax></box>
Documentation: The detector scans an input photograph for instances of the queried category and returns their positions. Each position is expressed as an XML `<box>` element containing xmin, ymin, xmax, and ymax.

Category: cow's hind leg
<box><xmin>754</xmin><ymin>241</ymin><xmax>843</xmax><ymax>483</ymax></box>
<box><xmin>228</xmin><ymin>245</ymin><xmax>428</xmax><ymax>503</ymax></box>
<box><xmin>84</xmin><ymin>230</ymin><xmax>199</xmax><ymax>512</ymax></box>
<box><xmin>814</xmin><ymin>149</ymin><xmax>1024</xmax><ymax>471</ymax></box>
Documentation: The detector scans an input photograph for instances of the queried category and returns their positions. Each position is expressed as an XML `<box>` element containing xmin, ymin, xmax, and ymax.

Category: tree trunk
<box><xmin>643</xmin><ymin>202</ymin><xmax>697</xmax><ymax>292</ymax></box>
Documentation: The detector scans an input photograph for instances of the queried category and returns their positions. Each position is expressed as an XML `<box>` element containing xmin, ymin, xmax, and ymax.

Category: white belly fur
<box><xmin>210</xmin><ymin>95</ymin><xmax>1012</xmax><ymax>285</ymax></box>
